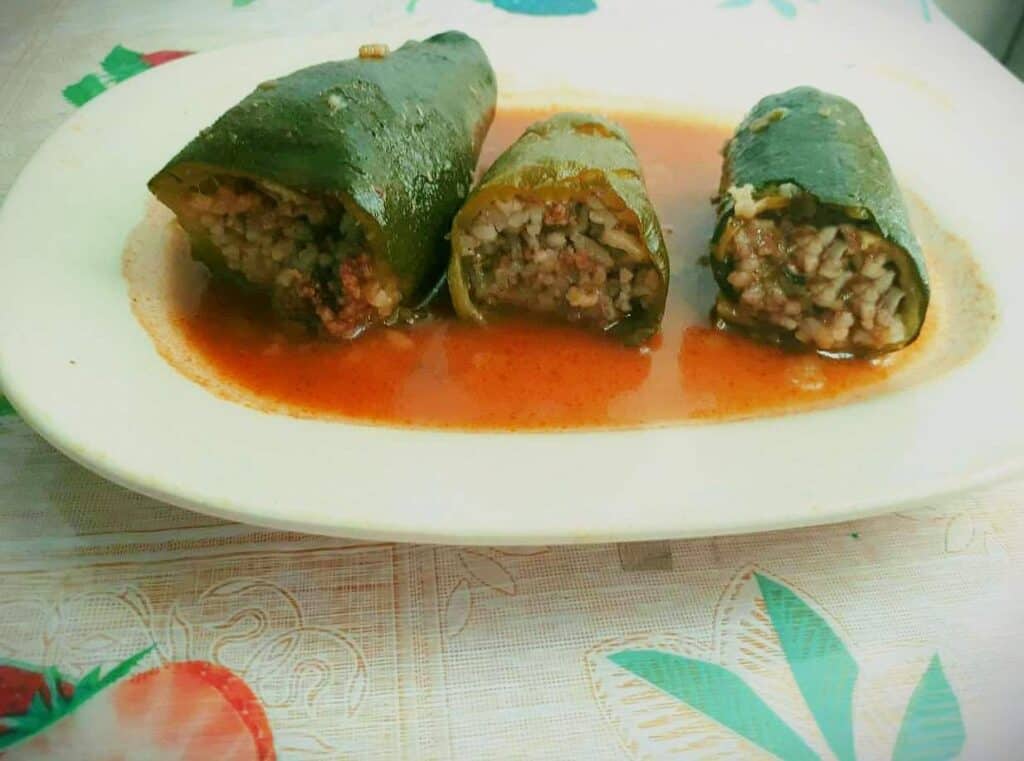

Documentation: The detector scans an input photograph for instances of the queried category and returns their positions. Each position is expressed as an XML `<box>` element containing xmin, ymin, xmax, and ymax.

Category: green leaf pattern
<box><xmin>757</xmin><ymin>574</ymin><xmax>858</xmax><ymax>761</ymax></box>
<box><xmin>99</xmin><ymin>45</ymin><xmax>149</xmax><ymax>83</ymax></box>
<box><xmin>892</xmin><ymin>656</ymin><xmax>965</xmax><ymax>761</ymax></box>
<box><xmin>609</xmin><ymin>574</ymin><xmax>965</xmax><ymax>760</ymax></box>
<box><xmin>609</xmin><ymin>651</ymin><xmax>820</xmax><ymax>761</ymax></box>
<box><xmin>0</xmin><ymin>646</ymin><xmax>153</xmax><ymax>751</ymax></box>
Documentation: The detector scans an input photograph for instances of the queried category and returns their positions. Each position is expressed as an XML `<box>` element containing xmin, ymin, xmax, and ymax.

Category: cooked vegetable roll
<box><xmin>449</xmin><ymin>113</ymin><xmax>669</xmax><ymax>345</ymax></box>
<box><xmin>711</xmin><ymin>87</ymin><xmax>929</xmax><ymax>357</ymax></box>
<box><xmin>149</xmin><ymin>31</ymin><xmax>496</xmax><ymax>338</ymax></box>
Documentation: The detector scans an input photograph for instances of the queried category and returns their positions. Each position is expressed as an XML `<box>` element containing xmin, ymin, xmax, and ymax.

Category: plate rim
<box><xmin>2</xmin><ymin>19</ymin><xmax>1023</xmax><ymax>544</ymax></box>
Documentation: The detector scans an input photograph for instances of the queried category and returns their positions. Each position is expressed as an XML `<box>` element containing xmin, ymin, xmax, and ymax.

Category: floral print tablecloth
<box><xmin>1</xmin><ymin>1</ymin><xmax>1022</xmax><ymax>758</ymax></box>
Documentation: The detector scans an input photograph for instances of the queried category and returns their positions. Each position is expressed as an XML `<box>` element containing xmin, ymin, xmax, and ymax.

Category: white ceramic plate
<box><xmin>2</xmin><ymin>12</ymin><xmax>1023</xmax><ymax>544</ymax></box>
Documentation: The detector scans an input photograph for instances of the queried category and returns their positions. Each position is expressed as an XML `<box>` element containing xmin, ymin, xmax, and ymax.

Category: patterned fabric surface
<box><xmin>1</xmin><ymin>1</ymin><xmax>1022</xmax><ymax>758</ymax></box>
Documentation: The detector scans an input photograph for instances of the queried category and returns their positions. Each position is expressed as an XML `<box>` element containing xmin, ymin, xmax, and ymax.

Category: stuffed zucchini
<box><xmin>711</xmin><ymin>87</ymin><xmax>929</xmax><ymax>357</ymax></box>
<box><xmin>448</xmin><ymin>113</ymin><xmax>669</xmax><ymax>345</ymax></box>
<box><xmin>149</xmin><ymin>31</ymin><xmax>496</xmax><ymax>338</ymax></box>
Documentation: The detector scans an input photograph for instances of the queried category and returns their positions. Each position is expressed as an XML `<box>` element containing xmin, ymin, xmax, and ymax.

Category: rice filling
<box><xmin>185</xmin><ymin>178</ymin><xmax>399</xmax><ymax>338</ymax></box>
<box><xmin>717</xmin><ymin>184</ymin><xmax>911</xmax><ymax>353</ymax></box>
<box><xmin>457</xmin><ymin>194</ymin><xmax>660</xmax><ymax>330</ymax></box>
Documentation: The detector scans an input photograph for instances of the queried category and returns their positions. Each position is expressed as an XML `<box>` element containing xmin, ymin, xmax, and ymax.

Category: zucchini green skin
<box><xmin>711</xmin><ymin>87</ymin><xmax>929</xmax><ymax>356</ymax></box>
<box><xmin>449</xmin><ymin>113</ymin><xmax>669</xmax><ymax>345</ymax></box>
<box><xmin>148</xmin><ymin>30</ymin><xmax>496</xmax><ymax>303</ymax></box>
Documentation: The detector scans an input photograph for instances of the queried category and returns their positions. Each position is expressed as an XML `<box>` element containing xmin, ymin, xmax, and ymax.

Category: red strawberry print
<box><xmin>0</xmin><ymin>665</ymin><xmax>52</xmax><ymax>718</ymax></box>
<box><xmin>140</xmin><ymin>50</ymin><xmax>191</xmax><ymax>67</ymax></box>
<box><xmin>2</xmin><ymin>654</ymin><xmax>273</xmax><ymax>760</ymax></box>
<box><xmin>0</xmin><ymin>663</ymin><xmax>73</xmax><ymax>729</ymax></box>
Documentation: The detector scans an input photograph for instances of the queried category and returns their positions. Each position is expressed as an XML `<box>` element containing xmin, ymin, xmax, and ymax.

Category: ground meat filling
<box><xmin>720</xmin><ymin>208</ymin><xmax>909</xmax><ymax>353</ymax></box>
<box><xmin>458</xmin><ymin>195</ymin><xmax>660</xmax><ymax>330</ymax></box>
<box><xmin>185</xmin><ymin>179</ymin><xmax>399</xmax><ymax>338</ymax></box>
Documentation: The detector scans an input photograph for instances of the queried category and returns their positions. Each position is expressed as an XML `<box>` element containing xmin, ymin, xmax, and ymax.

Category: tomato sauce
<box><xmin>174</xmin><ymin>108</ymin><xmax>911</xmax><ymax>429</ymax></box>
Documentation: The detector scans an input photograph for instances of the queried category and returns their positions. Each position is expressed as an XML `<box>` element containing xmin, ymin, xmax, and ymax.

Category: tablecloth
<box><xmin>1</xmin><ymin>1</ymin><xmax>1022</xmax><ymax>758</ymax></box>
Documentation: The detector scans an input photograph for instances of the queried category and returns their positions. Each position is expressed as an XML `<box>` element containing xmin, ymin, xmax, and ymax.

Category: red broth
<box><xmin>175</xmin><ymin>108</ymin><xmax>916</xmax><ymax>429</ymax></box>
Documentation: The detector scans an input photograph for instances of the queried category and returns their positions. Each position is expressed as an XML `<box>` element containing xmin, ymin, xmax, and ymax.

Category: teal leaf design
<box><xmin>720</xmin><ymin>0</ymin><xmax>816</xmax><ymax>18</ymax></box>
<box><xmin>411</xmin><ymin>0</ymin><xmax>595</xmax><ymax>14</ymax></box>
<box><xmin>609</xmin><ymin>650</ymin><xmax>820</xmax><ymax>761</ymax></box>
<box><xmin>920</xmin><ymin>0</ymin><xmax>932</xmax><ymax>22</ymax></box>
<box><xmin>769</xmin><ymin>0</ymin><xmax>797</xmax><ymax>17</ymax></box>
<box><xmin>892</xmin><ymin>656</ymin><xmax>965</xmax><ymax>761</ymax></box>
<box><xmin>491</xmin><ymin>0</ymin><xmax>596</xmax><ymax>14</ymax></box>
<box><xmin>756</xmin><ymin>573</ymin><xmax>858</xmax><ymax>761</ymax></box>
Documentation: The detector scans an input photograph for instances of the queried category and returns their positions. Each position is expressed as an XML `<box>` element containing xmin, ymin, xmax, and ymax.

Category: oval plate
<box><xmin>1</xmin><ymin>13</ymin><xmax>1023</xmax><ymax>544</ymax></box>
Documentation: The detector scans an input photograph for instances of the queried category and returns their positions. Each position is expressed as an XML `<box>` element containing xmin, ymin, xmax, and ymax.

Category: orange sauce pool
<box><xmin>174</xmin><ymin>108</ymin><xmax>913</xmax><ymax>430</ymax></box>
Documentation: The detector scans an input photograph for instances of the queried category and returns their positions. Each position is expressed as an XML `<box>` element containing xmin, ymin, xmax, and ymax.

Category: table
<box><xmin>1</xmin><ymin>2</ymin><xmax>1022</xmax><ymax>758</ymax></box>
